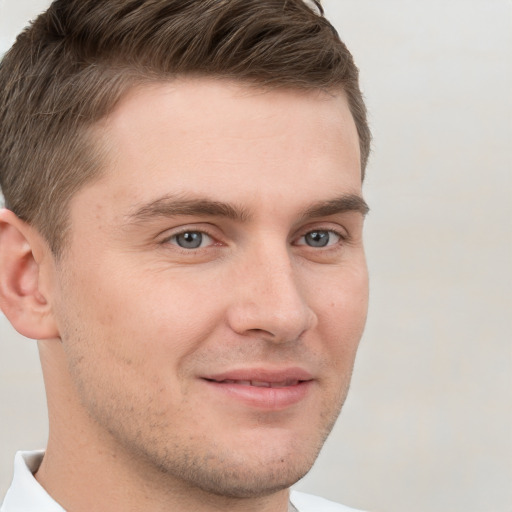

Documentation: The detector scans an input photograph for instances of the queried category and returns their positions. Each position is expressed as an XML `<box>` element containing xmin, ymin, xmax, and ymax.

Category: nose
<box><xmin>226</xmin><ymin>247</ymin><xmax>317</xmax><ymax>344</ymax></box>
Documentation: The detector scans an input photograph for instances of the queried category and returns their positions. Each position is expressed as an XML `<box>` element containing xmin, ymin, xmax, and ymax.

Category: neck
<box><xmin>36</xmin><ymin>418</ymin><xmax>291</xmax><ymax>512</ymax></box>
<box><xmin>36</xmin><ymin>341</ymin><xmax>291</xmax><ymax>512</ymax></box>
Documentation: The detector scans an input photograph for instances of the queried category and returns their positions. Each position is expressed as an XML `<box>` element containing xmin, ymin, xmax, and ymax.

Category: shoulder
<box><xmin>290</xmin><ymin>490</ymin><xmax>367</xmax><ymax>512</ymax></box>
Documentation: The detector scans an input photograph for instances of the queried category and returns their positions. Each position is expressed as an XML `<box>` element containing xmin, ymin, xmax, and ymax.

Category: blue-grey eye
<box><xmin>304</xmin><ymin>231</ymin><xmax>330</xmax><ymax>247</ymax></box>
<box><xmin>298</xmin><ymin>230</ymin><xmax>342</xmax><ymax>248</ymax></box>
<box><xmin>174</xmin><ymin>231</ymin><xmax>205</xmax><ymax>249</ymax></box>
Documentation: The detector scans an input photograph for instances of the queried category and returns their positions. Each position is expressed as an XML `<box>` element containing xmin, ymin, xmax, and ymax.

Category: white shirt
<box><xmin>1</xmin><ymin>451</ymin><xmax>364</xmax><ymax>512</ymax></box>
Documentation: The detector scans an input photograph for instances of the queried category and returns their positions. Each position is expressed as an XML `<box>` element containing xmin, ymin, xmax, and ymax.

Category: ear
<box><xmin>0</xmin><ymin>208</ymin><xmax>59</xmax><ymax>340</ymax></box>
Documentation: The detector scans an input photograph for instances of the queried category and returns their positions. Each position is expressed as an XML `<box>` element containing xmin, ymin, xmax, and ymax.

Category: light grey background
<box><xmin>1</xmin><ymin>1</ymin><xmax>511</xmax><ymax>511</ymax></box>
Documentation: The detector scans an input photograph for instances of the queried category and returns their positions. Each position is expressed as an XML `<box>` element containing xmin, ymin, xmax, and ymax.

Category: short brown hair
<box><xmin>0</xmin><ymin>0</ymin><xmax>371</xmax><ymax>256</ymax></box>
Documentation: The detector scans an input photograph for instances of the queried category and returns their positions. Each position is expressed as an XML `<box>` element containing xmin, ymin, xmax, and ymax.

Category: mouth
<box><xmin>201</xmin><ymin>369</ymin><xmax>314</xmax><ymax>410</ymax></box>
<box><xmin>204</xmin><ymin>378</ymin><xmax>302</xmax><ymax>388</ymax></box>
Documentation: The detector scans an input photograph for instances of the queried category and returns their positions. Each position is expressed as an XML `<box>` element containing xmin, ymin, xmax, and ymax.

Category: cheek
<box><xmin>59</xmin><ymin>262</ymin><xmax>225</xmax><ymax>374</ymax></box>
<box><xmin>315</xmin><ymin>264</ymin><xmax>368</xmax><ymax>360</ymax></box>
<box><xmin>319</xmin><ymin>261</ymin><xmax>369</xmax><ymax>319</ymax></box>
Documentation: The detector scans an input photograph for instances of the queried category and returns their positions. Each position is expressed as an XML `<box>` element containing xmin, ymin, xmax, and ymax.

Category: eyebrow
<box><xmin>125</xmin><ymin>193</ymin><xmax>369</xmax><ymax>225</ymax></box>
<box><xmin>301</xmin><ymin>194</ymin><xmax>369</xmax><ymax>219</ymax></box>
<box><xmin>125</xmin><ymin>195</ymin><xmax>250</xmax><ymax>224</ymax></box>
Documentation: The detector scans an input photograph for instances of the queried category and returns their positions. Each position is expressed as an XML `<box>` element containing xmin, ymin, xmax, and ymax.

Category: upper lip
<box><xmin>202</xmin><ymin>367</ymin><xmax>314</xmax><ymax>384</ymax></box>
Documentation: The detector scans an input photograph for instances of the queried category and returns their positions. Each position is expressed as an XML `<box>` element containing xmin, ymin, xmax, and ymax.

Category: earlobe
<box><xmin>0</xmin><ymin>208</ymin><xmax>59</xmax><ymax>340</ymax></box>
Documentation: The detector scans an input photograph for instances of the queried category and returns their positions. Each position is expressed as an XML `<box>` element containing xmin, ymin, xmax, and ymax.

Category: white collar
<box><xmin>1</xmin><ymin>451</ymin><xmax>65</xmax><ymax>512</ymax></box>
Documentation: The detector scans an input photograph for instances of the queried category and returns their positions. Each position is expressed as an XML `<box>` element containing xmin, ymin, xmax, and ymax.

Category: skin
<box><xmin>0</xmin><ymin>79</ymin><xmax>368</xmax><ymax>512</ymax></box>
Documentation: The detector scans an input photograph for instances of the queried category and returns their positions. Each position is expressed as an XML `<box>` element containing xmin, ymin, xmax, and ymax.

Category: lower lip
<box><xmin>201</xmin><ymin>379</ymin><xmax>313</xmax><ymax>410</ymax></box>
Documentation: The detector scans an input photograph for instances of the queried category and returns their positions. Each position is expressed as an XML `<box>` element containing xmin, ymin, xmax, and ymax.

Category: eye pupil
<box><xmin>305</xmin><ymin>231</ymin><xmax>329</xmax><ymax>247</ymax></box>
<box><xmin>176</xmin><ymin>232</ymin><xmax>203</xmax><ymax>249</ymax></box>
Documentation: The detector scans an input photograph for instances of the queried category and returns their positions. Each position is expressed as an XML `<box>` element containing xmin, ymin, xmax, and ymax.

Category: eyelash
<box><xmin>294</xmin><ymin>228</ymin><xmax>347</xmax><ymax>249</ymax></box>
<box><xmin>162</xmin><ymin>227</ymin><xmax>219</xmax><ymax>250</ymax></box>
<box><xmin>161</xmin><ymin>226</ymin><xmax>348</xmax><ymax>252</ymax></box>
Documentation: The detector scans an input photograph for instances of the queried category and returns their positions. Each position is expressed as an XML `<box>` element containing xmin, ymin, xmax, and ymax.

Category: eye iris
<box><xmin>305</xmin><ymin>231</ymin><xmax>329</xmax><ymax>247</ymax></box>
<box><xmin>176</xmin><ymin>232</ymin><xmax>203</xmax><ymax>249</ymax></box>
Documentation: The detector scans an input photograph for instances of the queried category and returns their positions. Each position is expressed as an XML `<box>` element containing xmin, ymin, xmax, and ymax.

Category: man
<box><xmin>0</xmin><ymin>1</ymin><xmax>371</xmax><ymax>511</ymax></box>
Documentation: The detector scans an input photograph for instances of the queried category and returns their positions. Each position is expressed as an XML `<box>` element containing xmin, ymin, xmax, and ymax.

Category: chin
<box><xmin>181</xmin><ymin>460</ymin><xmax>313</xmax><ymax>499</ymax></box>
<box><xmin>150</xmin><ymin>439</ymin><xmax>320</xmax><ymax>499</ymax></box>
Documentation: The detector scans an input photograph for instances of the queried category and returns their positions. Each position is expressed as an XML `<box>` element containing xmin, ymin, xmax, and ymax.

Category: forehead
<box><xmin>79</xmin><ymin>79</ymin><xmax>361</xmax><ymax>222</ymax></box>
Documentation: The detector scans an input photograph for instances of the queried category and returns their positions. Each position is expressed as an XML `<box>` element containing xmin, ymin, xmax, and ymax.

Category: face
<box><xmin>49</xmin><ymin>79</ymin><xmax>368</xmax><ymax>498</ymax></box>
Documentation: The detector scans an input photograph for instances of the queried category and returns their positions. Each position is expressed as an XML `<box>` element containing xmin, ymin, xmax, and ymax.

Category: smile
<box><xmin>201</xmin><ymin>369</ymin><xmax>314</xmax><ymax>410</ymax></box>
<box><xmin>207</xmin><ymin>379</ymin><xmax>301</xmax><ymax>388</ymax></box>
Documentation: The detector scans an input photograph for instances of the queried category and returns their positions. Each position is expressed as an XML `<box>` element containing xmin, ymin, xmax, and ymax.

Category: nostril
<box><xmin>247</xmin><ymin>328</ymin><xmax>274</xmax><ymax>337</ymax></box>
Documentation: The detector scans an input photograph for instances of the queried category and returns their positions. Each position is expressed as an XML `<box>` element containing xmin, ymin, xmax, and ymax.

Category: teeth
<box><xmin>271</xmin><ymin>380</ymin><xmax>298</xmax><ymax>388</ymax></box>
<box><xmin>270</xmin><ymin>380</ymin><xmax>299</xmax><ymax>388</ymax></box>
<box><xmin>251</xmin><ymin>380</ymin><xmax>271</xmax><ymax>387</ymax></box>
<box><xmin>218</xmin><ymin>379</ymin><xmax>299</xmax><ymax>387</ymax></box>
